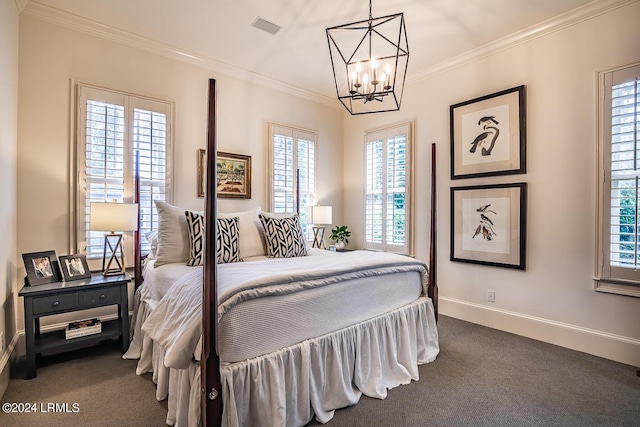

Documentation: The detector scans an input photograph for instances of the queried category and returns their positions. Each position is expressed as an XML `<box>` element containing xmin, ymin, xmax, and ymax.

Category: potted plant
<box><xmin>329</xmin><ymin>225</ymin><xmax>351</xmax><ymax>251</ymax></box>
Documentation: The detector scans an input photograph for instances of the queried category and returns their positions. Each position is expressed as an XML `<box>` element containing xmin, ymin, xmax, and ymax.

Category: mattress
<box><xmin>141</xmin><ymin>249</ymin><xmax>427</xmax><ymax>365</ymax></box>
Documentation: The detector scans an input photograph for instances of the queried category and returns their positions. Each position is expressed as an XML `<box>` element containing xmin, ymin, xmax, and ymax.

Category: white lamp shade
<box><xmin>307</xmin><ymin>205</ymin><xmax>332</xmax><ymax>225</ymax></box>
<box><xmin>90</xmin><ymin>202</ymin><xmax>139</xmax><ymax>232</ymax></box>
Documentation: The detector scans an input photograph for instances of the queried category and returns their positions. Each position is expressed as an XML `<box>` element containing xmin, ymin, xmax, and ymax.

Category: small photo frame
<box><xmin>450</xmin><ymin>85</ymin><xmax>526</xmax><ymax>179</ymax></box>
<box><xmin>451</xmin><ymin>183</ymin><xmax>527</xmax><ymax>270</ymax></box>
<box><xmin>59</xmin><ymin>254</ymin><xmax>92</xmax><ymax>282</ymax></box>
<box><xmin>216</xmin><ymin>151</ymin><xmax>251</xmax><ymax>199</ymax></box>
<box><xmin>22</xmin><ymin>250</ymin><xmax>62</xmax><ymax>286</ymax></box>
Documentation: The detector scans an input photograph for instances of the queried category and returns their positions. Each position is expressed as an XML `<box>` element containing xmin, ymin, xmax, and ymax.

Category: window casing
<box><xmin>364</xmin><ymin>122</ymin><xmax>413</xmax><ymax>255</ymax></box>
<box><xmin>596</xmin><ymin>63</ymin><xmax>640</xmax><ymax>297</ymax></box>
<box><xmin>268</xmin><ymin>123</ymin><xmax>316</xmax><ymax>240</ymax></box>
<box><xmin>76</xmin><ymin>84</ymin><xmax>173</xmax><ymax>267</ymax></box>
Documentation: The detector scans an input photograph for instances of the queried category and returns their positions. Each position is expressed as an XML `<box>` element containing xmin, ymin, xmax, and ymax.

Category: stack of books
<box><xmin>65</xmin><ymin>318</ymin><xmax>102</xmax><ymax>339</ymax></box>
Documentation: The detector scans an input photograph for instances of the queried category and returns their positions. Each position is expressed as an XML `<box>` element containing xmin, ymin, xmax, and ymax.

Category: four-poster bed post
<box><xmin>429</xmin><ymin>143</ymin><xmax>438</xmax><ymax>321</ymax></box>
<box><xmin>203</xmin><ymin>79</ymin><xmax>223</xmax><ymax>426</ymax></box>
<box><xmin>134</xmin><ymin>151</ymin><xmax>142</xmax><ymax>290</ymax></box>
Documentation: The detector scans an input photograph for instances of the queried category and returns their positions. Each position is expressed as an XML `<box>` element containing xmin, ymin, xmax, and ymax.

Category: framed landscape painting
<box><xmin>450</xmin><ymin>85</ymin><xmax>526</xmax><ymax>179</ymax></box>
<box><xmin>216</xmin><ymin>152</ymin><xmax>251</xmax><ymax>199</ymax></box>
<box><xmin>450</xmin><ymin>182</ymin><xmax>527</xmax><ymax>270</ymax></box>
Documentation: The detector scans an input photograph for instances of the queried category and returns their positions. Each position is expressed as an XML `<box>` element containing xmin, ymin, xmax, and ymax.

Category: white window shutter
<box><xmin>364</xmin><ymin>123</ymin><xmax>412</xmax><ymax>254</ymax></box>
<box><xmin>269</xmin><ymin>123</ymin><xmax>317</xmax><ymax>240</ymax></box>
<box><xmin>596</xmin><ymin>63</ymin><xmax>640</xmax><ymax>296</ymax></box>
<box><xmin>77</xmin><ymin>84</ymin><xmax>172</xmax><ymax>264</ymax></box>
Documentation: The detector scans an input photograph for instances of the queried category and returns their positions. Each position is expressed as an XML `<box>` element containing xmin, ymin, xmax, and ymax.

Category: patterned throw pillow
<box><xmin>258</xmin><ymin>213</ymin><xmax>308</xmax><ymax>258</ymax></box>
<box><xmin>185</xmin><ymin>212</ymin><xmax>241</xmax><ymax>265</ymax></box>
<box><xmin>216</xmin><ymin>216</ymin><xmax>241</xmax><ymax>264</ymax></box>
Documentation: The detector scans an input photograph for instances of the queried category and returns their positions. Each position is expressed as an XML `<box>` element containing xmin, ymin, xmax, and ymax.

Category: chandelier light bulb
<box><xmin>384</xmin><ymin>64</ymin><xmax>392</xmax><ymax>89</ymax></box>
<box><xmin>371</xmin><ymin>58</ymin><xmax>378</xmax><ymax>85</ymax></box>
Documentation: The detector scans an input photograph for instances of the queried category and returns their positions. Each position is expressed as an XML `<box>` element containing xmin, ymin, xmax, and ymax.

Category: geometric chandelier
<box><xmin>326</xmin><ymin>0</ymin><xmax>409</xmax><ymax>115</ymax></box>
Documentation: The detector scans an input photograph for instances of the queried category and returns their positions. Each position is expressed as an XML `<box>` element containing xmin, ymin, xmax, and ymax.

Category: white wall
<box><xmin>16</xmin><ymin>15</ymin><xmax>343</xmax><ymax>333</ymax></box>
<box><xmin>343</xmin><ymin>2</ymin><xmax>640</xmax><ymax>366</ymax></box>
<box><xmin>0</xmin><ymin>0</ymin><xmax>19</xmax><ymax>398</ymax></box>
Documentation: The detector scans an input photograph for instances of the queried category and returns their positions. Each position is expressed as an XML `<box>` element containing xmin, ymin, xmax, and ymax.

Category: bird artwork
<box><xmin>472</xmin><ymin>203</ymin><xmax>497</xmax><ymax>241</ymax></box>
<box><xmin>469</xmin><ymin>116</ymin><xmax>500</xmax><ymax>156</ymax></box>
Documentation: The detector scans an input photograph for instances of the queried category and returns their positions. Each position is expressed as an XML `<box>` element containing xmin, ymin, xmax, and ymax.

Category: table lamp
<box><xmin>90</xmin><ymin>201</ymin><xmax>139</xmax><ymax>276</ymax></box>
<box><xmin>308</xmin><ymin>205</ymin><xmax>332</xmax><ymax>249</ymax></box>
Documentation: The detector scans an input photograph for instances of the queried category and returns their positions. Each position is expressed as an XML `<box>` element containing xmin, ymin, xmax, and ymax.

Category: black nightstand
<box><xmin>19</xmin><ymin>273</ymin><xmax>130</xmax><ymax>379</ymax></box>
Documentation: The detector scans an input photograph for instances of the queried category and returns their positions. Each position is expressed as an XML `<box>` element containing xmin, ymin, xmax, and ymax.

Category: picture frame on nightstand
<box><xmin>22</xmin><ymin>250</ymin><xmax>62</xmax><ymax>286</ymax></box>
<box><xmin>59</xmin><ymin>254</ymin><xmax>92</xmax><ymax>282</ymax></box>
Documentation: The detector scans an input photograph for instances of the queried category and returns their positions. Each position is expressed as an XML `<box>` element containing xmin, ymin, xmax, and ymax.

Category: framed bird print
<box><xmin>450</xmin><ymin>85</ymin><xmax>526</xmax><ymax>179</ymax></box>
<box><xmin>451</xmin><ymin>183</ymin><xmax>527</xmax><ymax>270</ymax></box>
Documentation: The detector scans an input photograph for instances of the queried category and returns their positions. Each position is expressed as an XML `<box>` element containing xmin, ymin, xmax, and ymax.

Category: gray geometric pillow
<box><xmin>185</xmin><ymin>212</ymin><xmax>241</xmax><ymax>265</ymax></box>
<box><xmin>258</xmin><ymin>213</ymin><xmax>308</xmax><ymax>258</ymax></box>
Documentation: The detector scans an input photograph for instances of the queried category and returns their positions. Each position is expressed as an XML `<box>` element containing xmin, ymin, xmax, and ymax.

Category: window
<box><xmin>596</xmin><ymin>63</ymin><xmax>640</xmax><ymax>297</ymax></box>
<box><xmin>268</xmin><ymin>123</ymin><xmax>316</xmax><ymax>239</ymax></box>
<box><xmin>364</xmin><ymin>122</ymin><xmax>412</xmax><ymax>254</ymax></box>
<box><xmin>76</xmin><ymin>84</ymin><xmax>172</xmax><ymax>266</ymax></box>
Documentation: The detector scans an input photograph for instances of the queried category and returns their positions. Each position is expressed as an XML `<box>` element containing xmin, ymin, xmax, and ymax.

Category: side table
<box><xmin>19</xmin><ymin>273</ymin><xmax>130</xmax><ymax>379</ymax></box>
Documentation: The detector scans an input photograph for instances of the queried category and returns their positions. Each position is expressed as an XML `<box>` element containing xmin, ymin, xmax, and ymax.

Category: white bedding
<box><xmin>129</xmin><ymin>249</ymin><xmax>439</xmax><ymax>426</ymax></box>
<box><xmin>142</xmin><ymin>249</ymin><xmax>428</xmax><ymax>368</ymax></box>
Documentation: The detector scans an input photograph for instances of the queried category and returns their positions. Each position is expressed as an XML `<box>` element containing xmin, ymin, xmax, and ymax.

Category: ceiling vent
<box><xmin>251</xmin><ymin>17</ymin><xmax>281</xmax><ymax>35</ymax></box>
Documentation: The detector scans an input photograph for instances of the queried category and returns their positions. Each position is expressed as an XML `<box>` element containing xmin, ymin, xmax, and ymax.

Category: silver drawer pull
<box><xmin>52</xmin><ymin>301</ymin><xmax>60</xmax><ymax>307</ymax></box>
<box><xmin>100</xmin><ymin>294</ymin><xmax>106</xmax><ymax>299</ymax></box>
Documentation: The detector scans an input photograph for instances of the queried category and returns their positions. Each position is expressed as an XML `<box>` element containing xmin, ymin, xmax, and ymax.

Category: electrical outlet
<box><xmin>487</xmin><ymin>290</ymin><xmax>495</xmax><ymax>303</ymax></box>
<box><xmin>0</xmin><ymin>332</ymin><xmax>4</xmax><ymax>352</ymax></box>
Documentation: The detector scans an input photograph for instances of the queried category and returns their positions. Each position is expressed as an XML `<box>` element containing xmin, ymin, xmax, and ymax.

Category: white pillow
<box><xmin>218</xmin><ymin>208</ymin><xmax>267</xmax><ymax>259</ymax></box>
<box><xmin>154</xmin><ymin>201</ymin><xmax>191</xmax><ymax>267</ymax></box>
<box><xmin>144</xmin><ymin>230</ymin><xmax>158</xmax><ymax>260</ymax></box>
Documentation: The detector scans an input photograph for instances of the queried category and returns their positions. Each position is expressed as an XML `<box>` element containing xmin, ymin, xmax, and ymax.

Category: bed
<box><xmin>125</xmin><ymin>79</ymin><xmax>440</xmax><ymax>426</ymax></box>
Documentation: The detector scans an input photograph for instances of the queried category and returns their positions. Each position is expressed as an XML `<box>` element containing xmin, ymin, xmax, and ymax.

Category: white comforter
<box><xmin>141</xmin><ymin>249</ymin><xmax>429</xmax><ymax>369</ymax></box>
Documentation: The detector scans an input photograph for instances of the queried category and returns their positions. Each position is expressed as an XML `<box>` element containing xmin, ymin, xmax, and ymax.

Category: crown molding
<box><xmin>407</xmin><ymin>0</ymin><xmax>638</xmax><ymax>85</ymax></box>
<box><xmin>15</xmin><ymin>0</ymin><xmax>30</xmax><ymax>13</ymax></box>
<box><xmin>22</xmin><ymin>0</ymin><xmax>635</xmax><ymax>105</ymax></box>
<box><xmin>22</xmin><ymin>1</ymin><xmax>340</xmax><ymax>109</ymax></box>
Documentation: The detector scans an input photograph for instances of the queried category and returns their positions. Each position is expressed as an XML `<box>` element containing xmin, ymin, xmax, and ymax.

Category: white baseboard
<box><xmin>440</xmin><ymin>297</ymin><xmax>640</xmax><ymax>367</ymax></box>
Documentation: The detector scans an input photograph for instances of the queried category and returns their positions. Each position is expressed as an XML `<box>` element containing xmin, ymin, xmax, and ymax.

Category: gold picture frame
<box><xmin>197</xmin><ymin>149</ymin><xmax>251</xmax><ymax>199</ymax></box>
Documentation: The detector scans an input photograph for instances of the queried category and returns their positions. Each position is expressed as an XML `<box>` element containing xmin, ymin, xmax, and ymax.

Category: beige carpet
<box><xmin>1</xmin><ymin>340</ymin><xmax>167</xmax><ymax>427</ymax></box>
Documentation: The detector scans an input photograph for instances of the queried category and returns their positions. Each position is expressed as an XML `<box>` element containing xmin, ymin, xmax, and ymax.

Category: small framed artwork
<box><xmin>450</xmin><ymin>85</ymin><xmax>526</xmax><ymax>179</ymax></box>
<box><xmin>197</xmin><ymin>148</ymin><xmax>206</xmax><ymax>198</ymax></box>
<box><xmin>450</xmin><ymin>183</ymin><xmax>527</xmax><ymax>270</ymax></box>
<box><xmin>22</xmin><ymin>250</ymin><xmax>62</xmax><ymax>286</ymax></box>
<box><xmin>216</xmin><ymin>151</ymin><xmax>251</xmax><ymax>199</ymax></box>
<box><xmin>59</xmin><ymin>254</ymin><xmax>92</xmax><ymax>282</ymax></box>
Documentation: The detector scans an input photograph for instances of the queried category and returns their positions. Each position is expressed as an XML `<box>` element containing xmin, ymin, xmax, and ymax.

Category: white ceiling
<box><xmin>26</xmin><ymin>0</ymin><xmax>603</xmax><ymax>99</ymax></box>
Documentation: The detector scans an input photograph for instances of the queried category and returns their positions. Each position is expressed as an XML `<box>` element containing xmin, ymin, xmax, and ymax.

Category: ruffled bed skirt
<box><xmin>124</xmin><ymin>295</ymin><xmax>201</xmax><ymax>426</ymax></box>
<box><xmin>126</xmin><ymin>294</ymin><xmax>438</xmax><ymax>427</ymax></box>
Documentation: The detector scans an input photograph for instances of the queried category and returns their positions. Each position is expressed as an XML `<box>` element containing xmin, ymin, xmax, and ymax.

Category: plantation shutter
<box><xmin>77</xmin><ymin>85</ymin><xmax>172</xmax><ymax>267</ymax></box>
<box><xmin>364</xmin><ymin>123</ymin><xmax>412</xmax><ymax>254</ymax></box>
<box><xmin>268</xmin><ymin>123</ymin><xmax>316</xmax><ymax>239</ymax></box>
<box><xmin>601</xmin><ymin>65</ymin><xmax>640</xmax><ymax>287</ymax></box>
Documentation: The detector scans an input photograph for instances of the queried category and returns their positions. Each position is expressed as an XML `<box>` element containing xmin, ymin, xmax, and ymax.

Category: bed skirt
<box><xmin>124</xmin><ymin>292</ymin><xmax>201</xmax><ymax>426</ymax></box>
<box><xmin>126</xmin><ymin>294</ymin><xmax>438</xmax><ymax>427</ymax></box>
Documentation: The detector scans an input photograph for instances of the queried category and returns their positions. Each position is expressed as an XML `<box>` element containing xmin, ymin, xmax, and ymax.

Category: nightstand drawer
<box><xmin>80</xmin><ymin>287</ymin><xmax>121</xmax><ymax>307</ymax></box>
<box><xmin>33</xmin><ymin>293</ymin><xmax>79</xmax><ymax>315</ymax></box>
